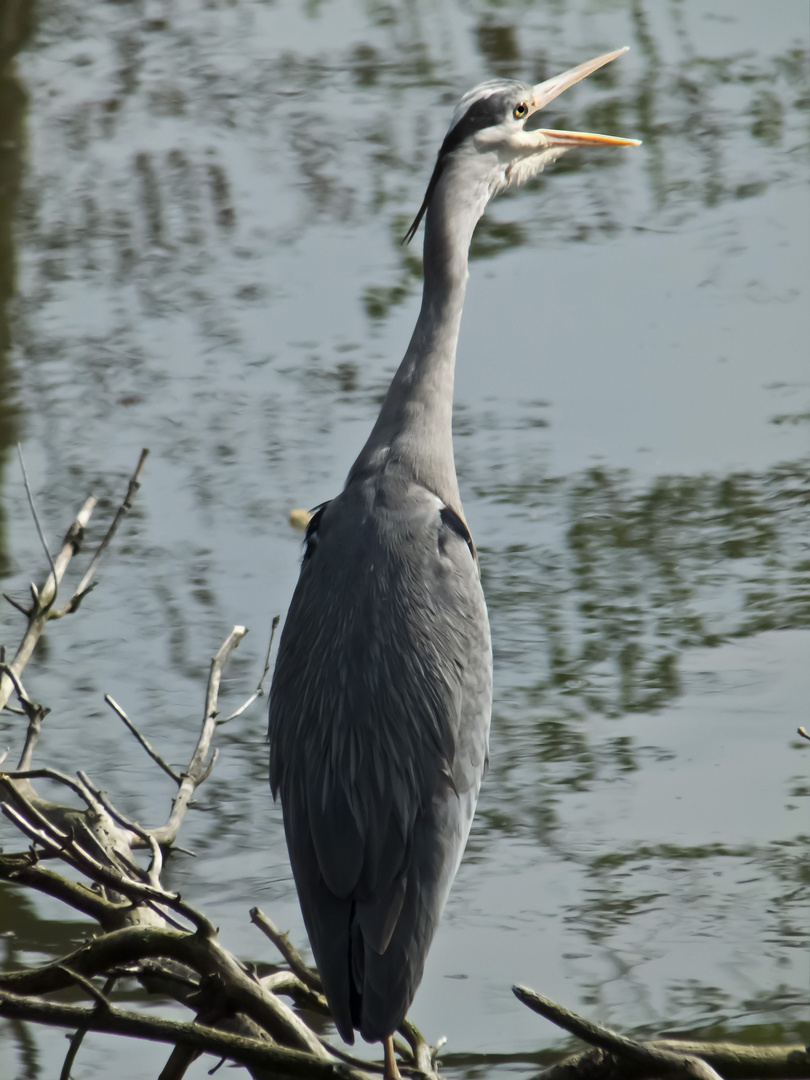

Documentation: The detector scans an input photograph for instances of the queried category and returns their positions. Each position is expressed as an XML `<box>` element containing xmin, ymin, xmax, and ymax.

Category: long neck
<box><xmin>347</xmin><ymin>157</ymin><xmax>491</xmax><ymax>511</ymax></box>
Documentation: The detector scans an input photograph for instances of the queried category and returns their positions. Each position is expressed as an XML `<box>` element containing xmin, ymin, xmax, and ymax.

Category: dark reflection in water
<box><xmin>0</xmin><ymin>0</ymin><xmax>30</xmax><ymax>577</ymax></box>
<box><xmin>0</xmin><ymin>0</ymin><xmax>808</xmax><ymax>1076</ymax></box>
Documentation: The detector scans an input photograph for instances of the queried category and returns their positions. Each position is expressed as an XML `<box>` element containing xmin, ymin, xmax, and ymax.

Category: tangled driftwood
<box><xmin>0</xmin><ymin>453</ymin><xmax>806</xmax><ymax>1080</ymax></box>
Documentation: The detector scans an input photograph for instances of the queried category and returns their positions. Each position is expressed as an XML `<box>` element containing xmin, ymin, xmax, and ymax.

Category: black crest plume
<box><xmin>402</xmin><ymin>90</ymin><xmax>512</xmax><ymax>245</ymax></box>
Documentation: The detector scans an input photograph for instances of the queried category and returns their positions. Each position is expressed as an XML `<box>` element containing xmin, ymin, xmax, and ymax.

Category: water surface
<box><xmin>0</xmin><ymin>1</ymin><xmax>808</xmax><ymax>1076</ymax></box>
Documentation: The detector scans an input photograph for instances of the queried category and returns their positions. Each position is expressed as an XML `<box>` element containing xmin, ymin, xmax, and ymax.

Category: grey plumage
<box><xmin>268</xmin><ymin>47</ymin><xmax>638</xmax><ymax>1054</ymax></box>
<box><xmin>271</xmin><ymin>476</ymin><xmax>490</xmax><ymax>1040</ymax></box>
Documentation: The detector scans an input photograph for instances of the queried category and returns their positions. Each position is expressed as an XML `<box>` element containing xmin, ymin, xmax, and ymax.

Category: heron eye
<box><xmin>513</xmin><ymin>102</ymin><xmax>528</xmax><ymax>120</ymax></box>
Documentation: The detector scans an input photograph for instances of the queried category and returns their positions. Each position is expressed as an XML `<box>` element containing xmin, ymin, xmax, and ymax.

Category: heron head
<box><xmin>403</xmin><ymin>47</ymin><xmax>640</xmax><ymax>244</ymax></box>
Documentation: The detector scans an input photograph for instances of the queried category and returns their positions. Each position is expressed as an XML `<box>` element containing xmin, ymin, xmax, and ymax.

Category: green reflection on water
<box><xmin>483</xmin><ymin>459</ymin><xmax>810</xmax><ymax>725</ymax></box>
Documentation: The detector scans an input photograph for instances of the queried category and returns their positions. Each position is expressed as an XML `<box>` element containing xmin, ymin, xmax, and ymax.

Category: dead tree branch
<box><xmin>16</xmin><ymin>443</ymin><xmax>58</xmax><ymax>603</ymax></box>
<box><xmin>0</xmin><ymin>987</ymin><xmax>364</xmax><ymax>1080</ymax></box>
<box><xmin>513</xmin><ymin>986</ymin><xmax>810</xmax><ymax>1080</ymax></box>
<box><xmin>251</xmin><ymin>907</ymin><xmax>322</xmax><ymax>992</ymax></box>
<box><xmin>49</xmin><ymin>447</ymin><xmax>149</xmax><ymax>620</ymax></box>
<box><xmin>218</xmin><ymin>614</ymin><xmax>278</xmax><ymax>724</ymax></box>
<box><xmin>104</xmin><ymin>694</ymin><xmax>183</xmax><ymax>784</ymax></box>
<box><xmin>149</xmin><ymin>625</ymin><xmax>247</xmax><ymax>847</ymax></box>
<box><xmin>0</xmin><ymin>493</ymin><xmax>97</xmax><ymax>711</ymax></box>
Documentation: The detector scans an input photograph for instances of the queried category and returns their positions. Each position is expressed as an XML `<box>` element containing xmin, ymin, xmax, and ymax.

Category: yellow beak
<box><xmin>529</xmin><ymin>47</ymin><xmax>641</xmax><ymax>148</ymax></box>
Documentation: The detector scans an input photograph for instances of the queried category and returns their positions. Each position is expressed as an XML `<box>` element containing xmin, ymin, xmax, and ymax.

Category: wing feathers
<box><xmin>269</xmin><ymin>474</ymin><xmax>492</xmax><ymax>1040</ymax></box>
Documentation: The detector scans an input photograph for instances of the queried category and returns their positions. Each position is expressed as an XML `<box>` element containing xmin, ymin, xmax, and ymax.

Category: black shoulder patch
<box><xmin>303</xmin><ymin>502</ymin><xmax>330</xmax><ymax>561</ymax></box>
<box><xmin>439</xmin><ymin>504</ymin><xmax>477</xmax><ymax>563</ymax></box>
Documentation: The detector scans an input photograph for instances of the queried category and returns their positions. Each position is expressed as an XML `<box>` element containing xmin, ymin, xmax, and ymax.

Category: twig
<box><xmin>104</xmin><ymin>695</ymin><xmax>182</xmax><ymax>784</ymax></box>
<box><xmin>17</xmin><ymin>444</ymin><xmax>58</xmax><ymax>608</ymax></box>
<box><xmin>57</xmin><ymin>966</ymin><xmax>113</xmax><ymax>1010</ymax></box>
<box><xmin>16</xmin><ymin>707</ymin><xmax>47</xmax><ymax>771</ymax></box>
<box><xmin>151</xmin><ymin>626</ymin><xmax>248</xmax><ymax>846</ymax></box>
<box><xmin>1</xmin><ymin>771</ymin><xmax>157</xmax><ymax>889</ymax></box>
<box><xmin>76</xmin><ymin>770</ymin><xmax>152</xmax><ymax>845</ymax></box>
<box><xmin>0</xmin><ymin>793</ymin><xmax>213</xmax><ymax>937</ymax></box>
<box><xmin>0</xmin><ymin>494</ymin><xmax>97</xmax><ymax>713</ymax></box>
<box><xmin>146</xmin><ymin>834</ymin><xmax>163</xmax><ymax>889</ymax></box>
<box><xmin>250</xmin><ymin>908</ymin><xmax>321</xmax><ymax>992</ymax></box>
<box><xmin>513</xmin><ymin>986</ymin><xmax>723</xmax><ymax>1080</ymax></box>
<box><xmin>60</xmin><ymin>973</ymin><xmax>118</xmax><ymax>1080</ymax></box>
<box><xmin>3</xmin><ymin>593</ymin><xmax>30</xmax><ymax>617</ymax></box>
<box><xmin>0</xmin><ymin>663</ymin><xmax>46</xmax><ymax>720</ymax></box>
<box><xmin>134</xmin><ymin>960</ymin><xmax>200</xmax><ymax>1006</ymax></box>
<box><xmin>70</xmin><ymin>772</ymin><xmax>183</xmax><ymax>929</ymax></box>
<box><xmin>159</xmin><ymin>1040</ymin><xmax>202</xmax><ymax>1079</ymax></box>
<box><xmin>798</xmin><ymin>726</ymin><xmax>809</xmax><ymax>742</ymax></box>
<box><xmin>50</xmin><ymin>448</ymin><xmax>149</xmax><ymax>619</ymax></box>
<box><xmin>2</xmin><ymin>767</ymin><xmax>95</xmax><ymax>807</ymax></box>
<box><xmin>1</xmin><ymin>800</ymin><xmax>72</xmax><ymax>858</ymax></box>
<box><xmin>0</xmin><ymin>664</ymin><xmax>34</xmax><ymax>711</ymax></box>
<box><xmin>0</xmin><ymin>664</ymin><xmax>50</xmax><ymax>769</ymax></box>
<box><xmin>204</xmin><ymin>626</ymin><xmax>248</xmax><ymax>726</ymax></box>
<box><xmin>261</xmin><ymin>972</ymin><xmax>318</xmax><ymax>997</ymax></box>
<box><xmin>218</xmin><ymin>615</ymin><xmax>279</xmax><ymax>724</ymax></box>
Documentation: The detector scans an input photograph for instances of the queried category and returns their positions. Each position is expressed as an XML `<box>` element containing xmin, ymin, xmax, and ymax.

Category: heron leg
<box><xmin>383</xmin><ymin>1035</ymin><xmax>401</xmax><ymax>1080</ymax></box>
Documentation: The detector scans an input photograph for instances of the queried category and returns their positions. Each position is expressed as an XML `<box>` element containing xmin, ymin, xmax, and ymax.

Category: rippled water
<box><xmin>1</xmin><ymin>1</ymin><xmax>808</xmax><ymax>1076</ymax></box>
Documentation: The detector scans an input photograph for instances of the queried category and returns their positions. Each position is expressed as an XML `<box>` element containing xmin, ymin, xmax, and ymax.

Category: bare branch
<box><xmin>514</xmin><ymin>986</ymin><xmax>724</xmax><ymax>1080</ymax></box>
<box><xmin>1</xmin><ymin>801</ymin><xmax>71</xmax><ymax>858</ymax></box>
<box><xmin>50</xmin><ymin>448</ymin><xmax>149</xmax><ymax>619</ymax></box>
<box><xmin>398</xmin><ymin>1019</ymin><xmax>437</xmax><ymax>1076</ymax></box>
<box><xmin>218</xmin><ymin>615</ymin><xmax>279</xmax><ymax>724</ymax></box>
<box><xmin>0</xmin><ymin>784</ymin><xmax>213</xmax><ymax>936</ymax></box>
<box><xmin>0</xmin><ymin>852</ymin><xmax>122</xmax><ymax>925</ymax></box>
<box><xmin>204</xmin><ymin>626</ymin><xmax>249</xmax><ymax>727</ymax></box>
<box><xmin>57</xmin><ymin>966</ymin><xmax>113</xmax><ymax>1010</ymax></box>
<box><xmin>146</xmin><ymin>834</ymin><xmax>163</xmax><ymax>889</ymax></box>
<box><xmin>0</xmin><ymin>987</ymin><xmax>364</xmax><ymax>1080</ymax></box>
<box><xmin>104</xmin><ymin>694</ymin><xmax>182</xmax><ymax>785</ymax></box>
<box><xmin>151</xmin><ymin>626</ymin><xmax>248</xmax><ymax>846</ymax></box>
<box><xmin>534</xmin><ymin>1035</ymin><xmax>810</xmax><ymax>1080</ymax></box>
<box><xmin>250</xmin><ymin>908</ymin><xmax>321</xmax><ymax>993</ymax></box>
<box><xmin>3</xmin><ymin>767</ymin><xmax>94</xmax><ymax>806</ymax></box>
<box><xmin>16</xmin><ymin>707</ymin><xmax>47</xmax><ymax>771</ymax></box>
<box><xmin>0</xmin><ymin>494</ymin><xmax>97</xmax><ymax>713</ymax></box>
<box><xmin>250</xmin><ymin>909</ymin><xmax>437</xmax><ymax>1076</ymax></box>
<box><xmin>3</xmin><ymin>592</ymin><xmax>30</xmax><ymax>617</ymax></box>
<box><xmin>0</xmin><ymin>772</ymin><xmax>155</xmax><ymax>889</ymax></box>
<box><xmin>646</xmin><ymin>1040</ymin><xmax>810</xmax><ymax>1080</ymax></box>
<box><xmin>17</xmin><ymin>443</ymin><xmax>58</xmax><ymax>606</ymax></box>
<box><xmin>0</xmin><ymin>925</ymin><xmax>330</xmax><ymax>1058</ymax></box>
<box><xmin>0</xmin><ymin>665</ymin><xmax>50</xmax><ymax>769</ymax></box>
<box><xmin>76</xmin><ymin>770</ymin><xmax>153</xmax><ymax>847</ymax></box>
<box><xmin>60</xmin><ymin>974</ymin><xmax>118</xmax><ymax>1080</ymax></box>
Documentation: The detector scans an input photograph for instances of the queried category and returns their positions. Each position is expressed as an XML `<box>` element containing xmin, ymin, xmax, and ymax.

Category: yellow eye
<box><xmin>513</xmin><ymin>102</ymin><xmax>529</xmax><ymax>120</ymax></box>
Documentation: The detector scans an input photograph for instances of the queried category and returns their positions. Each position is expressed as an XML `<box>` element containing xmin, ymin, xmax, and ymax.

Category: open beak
<box><xmin>528</xmin><ymin>47</ymin><xmax>641</xmax><ymax>149</ymax></box>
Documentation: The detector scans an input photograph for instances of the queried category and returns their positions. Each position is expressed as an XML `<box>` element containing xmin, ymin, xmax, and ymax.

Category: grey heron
<box><xmin>269</xmin><ymin>47</ymin><xmax>639</xmax><ymax>1076</ymax></box>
